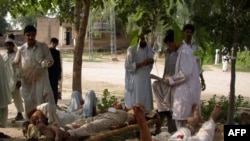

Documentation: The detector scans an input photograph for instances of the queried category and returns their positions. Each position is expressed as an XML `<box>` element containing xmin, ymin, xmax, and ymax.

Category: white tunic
<box><xmin>0</xmin><ymin>55</ymin><xmax>11</xmax><ymax>108</ymax></box>
<box><xmin>2</xmin><ymin>52</ymin><xmax>20</xmax><ymax>92</ymax></box>
<box><xmin>169</xmin><ymin>44</ymin><xmax>200</xmax><ymax>120</ymax></box>
<box><xmin>124</xmin><ymin>44</ymin><xmax>154</xmax><ymax>110</ymax></box>
<box><xmin>0</xmin><ymin>55</ymin><xmax>11</xmax><ymax>127</ymax></box>
<box><xmin>13</xmin><ymin>41</ymin><xmax>56</xmax><ymax>115</ymax></box>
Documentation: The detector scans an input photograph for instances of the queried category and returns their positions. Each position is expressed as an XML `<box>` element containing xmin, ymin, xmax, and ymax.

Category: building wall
<box><xmin>35</xmin><ymin>17</ymin><xmax>130</xmax><ymax>51</ymax></box>
<box><xmin>36</xmin><ymin>17</ymin><xmax>60</xmax><ymax>45</ymax></box>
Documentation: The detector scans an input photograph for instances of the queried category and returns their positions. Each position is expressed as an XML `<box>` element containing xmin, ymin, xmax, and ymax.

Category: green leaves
<box><xmin>97</xmin><ymin>89</ymin><xmax>119</xmax><ymax>113</ymax></box>
<box><xmin>129</xmin><ymin>29</ymin><xmax>140</xmax><ymax>47</ymax></box>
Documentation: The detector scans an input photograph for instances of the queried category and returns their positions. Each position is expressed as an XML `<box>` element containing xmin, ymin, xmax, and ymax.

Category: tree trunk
<box><xmin>72</xmin><ymin>0</ymin><xmax>91</xmax><ymax>92</ymax></box>
<box><xmin>227</xmin><ymin>9</ymin><xmax>238</xmax><ymax>125</ymax></box>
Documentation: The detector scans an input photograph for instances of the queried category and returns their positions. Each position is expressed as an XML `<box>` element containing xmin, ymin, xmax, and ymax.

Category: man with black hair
<box><xmin>13</xmin><ymin>25</ymin><xmax>56</xmax><ymax>118</ymax></box>
<box><xmin>151</xmin><ymin>29</ymin><xmax>178</xmax><ymax>133</ymax></box>
<box><xmin>163</xmin><ymin>25</ymin><xmax>201</xmax><ymax>129</ymax></box>
<box><xmin>48</xmin><ymin>38</ymin><xmax>62</xmax><ymax>105</ymax></box>
<box><xmin>182</xmin><ymin>24</ymin><xmax>206</xmax><ymax>91</ymax></box>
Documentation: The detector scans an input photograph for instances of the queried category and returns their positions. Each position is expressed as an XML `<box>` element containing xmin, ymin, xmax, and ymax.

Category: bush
<box><xmin>97</xmin><ymin>89</ymin><xmax>118</xmax><ymax>113</ymax></box>
<box><xmin>201</xmin><ymin>95</ymin><xmax>249</xmax><ymax>123</ymax></box>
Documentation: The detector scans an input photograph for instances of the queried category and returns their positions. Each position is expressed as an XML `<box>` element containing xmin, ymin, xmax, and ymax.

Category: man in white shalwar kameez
<box><xmin>0</xmin><ymin>55</ymin><xmax>12</xmax><ymax>127</ymax></box>
<box><xmin>182</xmin><ymin>24</ymin><xmax>206</xmax><ymax>92</ymax></box>
<box><xmin>3</xmin><ymin>38</ymin><xmax>24</xmax><ymax>120</ymax></box>
<box><xmin>125</xmin><ymin>34</ymin><xmax>154</xmax><ymax>112</ymax></box>
<box><xmin>13</xmin><ymin>25</ymin><xmax>56</xmax><ymax>118</ymax></box>
<box><xmin>164</xmin><ymin>40</ymin><xmax>200</xmax><ymax>129</ymax></box>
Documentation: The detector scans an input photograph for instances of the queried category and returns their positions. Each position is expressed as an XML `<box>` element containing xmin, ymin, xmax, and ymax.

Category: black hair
<box><xmin>8</xmin><ymin>33</ymin><xmax>15</xmax><ymax>40</ymax></box>
<box><xmin>164</xmin><ymin>29</ymin><xmax>174</xmax><ymax>43</ymax></box>
<box><xmin>4</xmin><ymin>41</ymin><xmax>15</xmax><ymax>47</ymax></box>
<box><xmin>183</xmin><ymin>24</ymin><xmax>195</xmax><ymax>32</ymax></box>
<box><xmin>50</xmin><ymin>37</ymin><xmax>59</xmax><ymax>44</ymax></box>
<box><xmin>23</xmin><ymin>25</ymin><xmax>37</xmax><ymax>34</ymax></box>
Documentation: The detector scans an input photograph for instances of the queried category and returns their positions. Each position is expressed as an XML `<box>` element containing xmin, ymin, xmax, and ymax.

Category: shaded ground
<box><xmin>1</xmin><ymin>53</ymin><xmax>250</xmax><ymax>140</ymax></box>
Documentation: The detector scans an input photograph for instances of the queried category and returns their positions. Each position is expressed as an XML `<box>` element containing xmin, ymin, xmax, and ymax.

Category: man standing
<box><xmin>182</xmin><ymin>24</ymin><xmax>206</xmax><ymax>91</ymax></box>
<box><xmin>151</xmin><ymin>29</ymin><xmax>178</xmax><ymax>133</ymax></box>
<box><xmin>124</xmin><ymin>34</ymin><xmax>154</xmax><ymax>112</ymax></box>
<box><xmin>163</xmin><ymin>27</ymin><xmax>200</xmax><ymax>129</ymax></box>
<box><xmin>13</xmin><ymin>25</ymin><xmax>56</xmax><ymax>118</ymax></box>
<box><xmin>48</xmin><ymin>38</ymin><xmax>62</xmax><ymax>105</ymax></box>
<box><xmin>3</xmin><ymin>37</ymin><xmax>24</xmax><ymax>120</ymax></box>
<box><xmin>0</xmin><ymin>54</ymin><xmax>11</xmax><ymax>127</ymax></box>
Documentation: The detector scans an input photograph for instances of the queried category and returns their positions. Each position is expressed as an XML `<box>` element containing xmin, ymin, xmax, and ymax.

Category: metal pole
<box><xmin>110</xmin><ymin>7</ymin><xmax>117</xmax><ymax>61</ymax></box>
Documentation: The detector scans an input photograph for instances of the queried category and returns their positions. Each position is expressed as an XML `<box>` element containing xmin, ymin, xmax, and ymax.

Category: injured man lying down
<box><xmin>22</xmin><ymin>96</ymin><xmax>149</xmax><ymax>140</ymax></box>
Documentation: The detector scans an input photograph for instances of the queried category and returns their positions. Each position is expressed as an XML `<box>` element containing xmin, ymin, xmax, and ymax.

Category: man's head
<box><xmin>164</xmin><ymin>29</ymin><xmax>178</xmax><ymax>52</ymax></box>
<box><xmin>27</xmin><ymin>109</ymin><xmax>48</xmax><ymax>125</ymax></box>
<box><xmin>183</xmin><ymin>24</ymin><xmax>195</xmax><ymax>43</ymax></box>
<box><xmin>164</xmin><ymin>29</ymin><xmax>174</xmax><ymax>44</ymax></box>
<box><xmin>8</xmin><ymin>33</ymin><xmax>15</xmax><ymax>40</ymax></box>
<box><xmin>23</xmin><ymin>25</ymin><xmax>37</xmax><ymax>47</ymax></box>
<box><xmin>138</xmin><ymin>34</ymin><xmax>147</xmax><ymax>48</ymax></box>
<box><xmin>4</xmin><ymin>38</ymin><xmax>15</xmax><ymax>53</ymax></box>
<box><xmin>50</xmin><ymin>37</ymin><xmax>59</xmax><ymax>48</ymax></box>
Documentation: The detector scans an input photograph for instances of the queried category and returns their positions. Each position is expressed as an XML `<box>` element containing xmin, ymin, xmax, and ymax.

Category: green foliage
<box><xmin>97</xmin><ymin>89</ymin><xmax>118</xmax><ymax>113</ymax></box>
<box><xmin>236</xmin><ymin>51</ymin><xmax>250</xmax><ymax>68</ymax></box>
<box><xmin>201</xmin><ymin>95</ymin><xmax>249</xmax><ymax>123</ymax></box>
<box><xmin>0</xmin><ymin>17</ymin><xmax>8</xmax><ymax>34</ymax></box>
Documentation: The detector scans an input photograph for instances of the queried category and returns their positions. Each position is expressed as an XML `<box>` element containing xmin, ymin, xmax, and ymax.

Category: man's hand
<box><xmin>201</xmin><ymin>80</ymin><xmax>206</xmax><ymax>91</ymax></box>
<box><xmin>150</xmin><ymin>74</ymin><xmax>161</xmax><ymax>80</ymax></box>
<box><xmin>163</xmin><ymin>75</ymin><xmax>169</xmax><ymax>84</ymax></box>
<box><xmin>142</xmin><ymin>58</ymin><xmax>154</xmax><ymax>66</ymax></box>
<box><xmin>133</xmin><ymin>104</ymin><xmax>146</xmax><ymax>122</ymax></box>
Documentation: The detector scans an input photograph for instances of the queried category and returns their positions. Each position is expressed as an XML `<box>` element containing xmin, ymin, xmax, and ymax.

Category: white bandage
<box><xmin>108</xmin><ymin>107</ymin><xmax>117</xmax><ymax>113</ymax></box>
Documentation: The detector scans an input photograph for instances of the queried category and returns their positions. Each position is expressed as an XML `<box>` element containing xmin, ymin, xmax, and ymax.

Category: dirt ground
<box><xmin>1</xmin><ymin>53</ymin><xmax>250</xmax><ymax>140</ymax></box>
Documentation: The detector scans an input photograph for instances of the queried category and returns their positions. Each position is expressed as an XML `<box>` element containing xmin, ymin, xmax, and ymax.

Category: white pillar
<box><xmin>215</xmin><ymin>49</ymin><xmax>220</xmax><ymax>64</ymax></box>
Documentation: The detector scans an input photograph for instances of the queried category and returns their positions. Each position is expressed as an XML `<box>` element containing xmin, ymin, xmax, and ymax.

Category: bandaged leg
<box><xmin>189</xmin><ymin>105</ymin><xmax>221</xmax><ymax>141</ymax></box>
<box><xmin>83</xmin><ymin>90</ymin><xmax>96</xmax><ymax>118</ymax></box>
<box><xmin>67</xmin><ymin>91</ymin><xmax>83</xmax><ymax>112</ymax></box>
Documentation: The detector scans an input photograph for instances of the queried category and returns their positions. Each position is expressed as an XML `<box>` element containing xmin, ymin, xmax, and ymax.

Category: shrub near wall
<box><xmin>201</xmin><ymin>95</ymin><xmax>249</xmax><ymax>123</ymax></box>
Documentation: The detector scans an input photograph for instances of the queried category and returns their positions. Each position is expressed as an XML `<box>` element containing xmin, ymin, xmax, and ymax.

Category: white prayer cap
<box><xmin>4</xmin><ymin>38</ymin><xmax>15</xmax><ymax>46</ymax></box>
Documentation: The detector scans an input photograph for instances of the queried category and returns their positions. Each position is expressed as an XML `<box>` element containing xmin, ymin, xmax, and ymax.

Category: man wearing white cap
<box><xmin>2</xmin><ymin>36</ymin><xmax>24</xmax><ymax>120</ymax></box>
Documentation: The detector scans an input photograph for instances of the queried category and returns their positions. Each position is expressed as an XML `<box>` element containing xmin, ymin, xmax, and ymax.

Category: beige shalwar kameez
<box><xmin>13</xmin><ymin>41</ymin><xmax>55</xmax><ymax>117</ymax></box>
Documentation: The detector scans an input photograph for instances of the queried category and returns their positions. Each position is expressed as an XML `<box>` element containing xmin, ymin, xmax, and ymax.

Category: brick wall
<box><xmin>36</xmin><ymin>17</ymin><xmax>60</xmax><ymax>45</ymax></box>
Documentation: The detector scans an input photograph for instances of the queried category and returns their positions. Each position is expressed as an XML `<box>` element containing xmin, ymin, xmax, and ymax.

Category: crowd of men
<box><xmin>0</xmin><ymin>23</ymin><xmax>227</xmax><ymax>141</ymax></box>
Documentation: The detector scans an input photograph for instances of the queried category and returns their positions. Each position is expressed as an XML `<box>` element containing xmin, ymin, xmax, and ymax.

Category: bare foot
<box><xmin>209</xmin><ymin>105</ymin><xmax>222</xmax><ymax>121</ymax></box>
<box><xmin>52</xmin><ymin>125</ymin><xmax>64</xmax><ymax>141</ymax></box>
<box><xmin>37</xmin><ymin>123</ymin><xmax>55</xmax><ymax>138</ymax></box>
<box><xmin>187</xmin><ymin>104</ymin><xmax>201</xmax><ymax>129</ymax></box>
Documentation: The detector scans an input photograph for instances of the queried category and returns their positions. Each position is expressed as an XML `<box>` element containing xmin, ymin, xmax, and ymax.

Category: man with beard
<box><xmin>124</xmin><ymin>34</ymin><xmax>154</xmax><ymax>113</ymax></box>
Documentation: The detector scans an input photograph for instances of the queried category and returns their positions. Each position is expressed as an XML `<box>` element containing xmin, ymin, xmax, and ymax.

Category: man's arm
<box><xmin>133</xmin><ymin>104</ymin><xmax>152</xmax><ymax>141</ymax></box>
<box><xmin>200</xmin><ymin>73</ymin><xmax>206</xmax><ymax>91</ymax></box>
